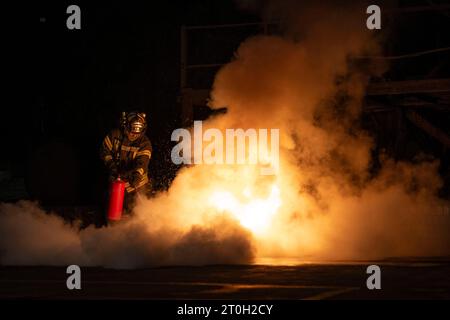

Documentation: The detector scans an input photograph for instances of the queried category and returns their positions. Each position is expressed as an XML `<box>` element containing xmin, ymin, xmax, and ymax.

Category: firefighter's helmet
<box><xmin>122</xmin><ymin>111</ymin><xmax>147</xmax><ymax>134</ymax></box>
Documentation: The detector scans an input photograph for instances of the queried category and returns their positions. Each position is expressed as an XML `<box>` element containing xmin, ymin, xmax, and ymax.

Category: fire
<box><xmin>209</xmin><ymin>184</ymin><xmax>282</xmax><ymax>235</ymax></box>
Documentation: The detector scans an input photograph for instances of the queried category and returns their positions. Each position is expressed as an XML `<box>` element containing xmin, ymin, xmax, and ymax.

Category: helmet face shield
<box><xmin>123</xmin><ymin>112</ymin><xmax>147</xmax><ymax>140</ymax></box>
<box><xmin>130</xmin><ymin>121</ymin><xmax>145</xmax><ymax>133</ymax></box>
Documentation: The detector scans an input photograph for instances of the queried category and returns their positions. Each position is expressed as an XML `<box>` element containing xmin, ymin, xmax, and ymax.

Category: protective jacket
<box><xmin>101</xmin><ymin>129</ymin><xmax>152</xmax><ymax>193</ymax></box>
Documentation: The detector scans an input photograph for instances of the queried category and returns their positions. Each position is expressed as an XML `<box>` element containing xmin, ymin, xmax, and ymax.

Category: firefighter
<box><xmin>100</xmin><ymin>111</ymin><xmax>152</xmax><ymax>217</ymax></box>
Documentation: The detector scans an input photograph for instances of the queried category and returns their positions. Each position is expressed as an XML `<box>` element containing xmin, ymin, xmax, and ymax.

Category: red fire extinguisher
<box><xmin>107</xmin><ymin>177</ymin><xmax>126</xmax><ymax>221</ymax></box>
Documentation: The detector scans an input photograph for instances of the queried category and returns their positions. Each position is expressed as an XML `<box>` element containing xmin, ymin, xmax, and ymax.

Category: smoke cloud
<box><xmin>1</xmin><ymin>1</ymin><xmax>449</xmax><ymax>268</ymax></box>
<box><xmin>0</xmin><ymin>197</ymin><xmax>254</xmax><ymax>268</ymax></box>
<box><xmin>206</xmin><ymin>0</ymin><xmax>450</xmax><ymax>259</ymax></box>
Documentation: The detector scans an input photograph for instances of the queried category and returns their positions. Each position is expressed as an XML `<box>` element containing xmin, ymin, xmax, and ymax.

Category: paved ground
<box><xmin>1</xmin><ymin>258</ymin><xmax>449</xmax><ymax>299</ymax></box>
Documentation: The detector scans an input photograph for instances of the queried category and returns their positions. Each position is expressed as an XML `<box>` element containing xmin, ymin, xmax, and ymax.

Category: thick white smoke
<box><xmin>204</xmin><ymin>0</ymin><xmax>450</xmax><ymax>260</ymax></box>
<box><xmin>0</xmin><ymin>197</ymin><xmax>254</xmax><ymax>268</ymax></box>
<box><xmin>1</xmin><ymin>0</ymin><xmax>449</xmax><ymax>268</ymax></box>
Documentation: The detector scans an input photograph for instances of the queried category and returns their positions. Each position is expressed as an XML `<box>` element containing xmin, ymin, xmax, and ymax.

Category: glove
<box><xmin>118</xmin><ymin>170</ymin><xmax>142</xmax><ymax>188</ymax></box>
<box><xmin>129</xmin><ymin>172</ymin><xmax>141</xmax><ymax>188</ymax></box>
<box><xmin>120</xmin><ymin>170</ymin><xmax>132</xmax><ymax>182</ymax></box>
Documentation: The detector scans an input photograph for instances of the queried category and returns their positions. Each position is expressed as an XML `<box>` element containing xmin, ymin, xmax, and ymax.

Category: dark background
<box><xmin>3</xmin><ymin>0</ymin><xmax>450</xmax><ymax>207</ymax></box>
<box><xmin>5</xmin><ymin>1</ymin><xmax>261</xmax><ymax>206</ymax></box>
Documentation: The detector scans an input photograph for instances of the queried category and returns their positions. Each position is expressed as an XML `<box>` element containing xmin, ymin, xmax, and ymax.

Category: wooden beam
<box><xmin>406</xmin><ymin>111</ymin><xmax>450</xmax><ymax>148</ymax></box>
<box><xmin>367</xmin><ymin>79</ymin><xmax>450</xmax><ymax>96</ymax></box>
<box><xmin>388</xmin><ymin>5</ymin><xmax>450</xmax><ymax>13</ymax></box>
